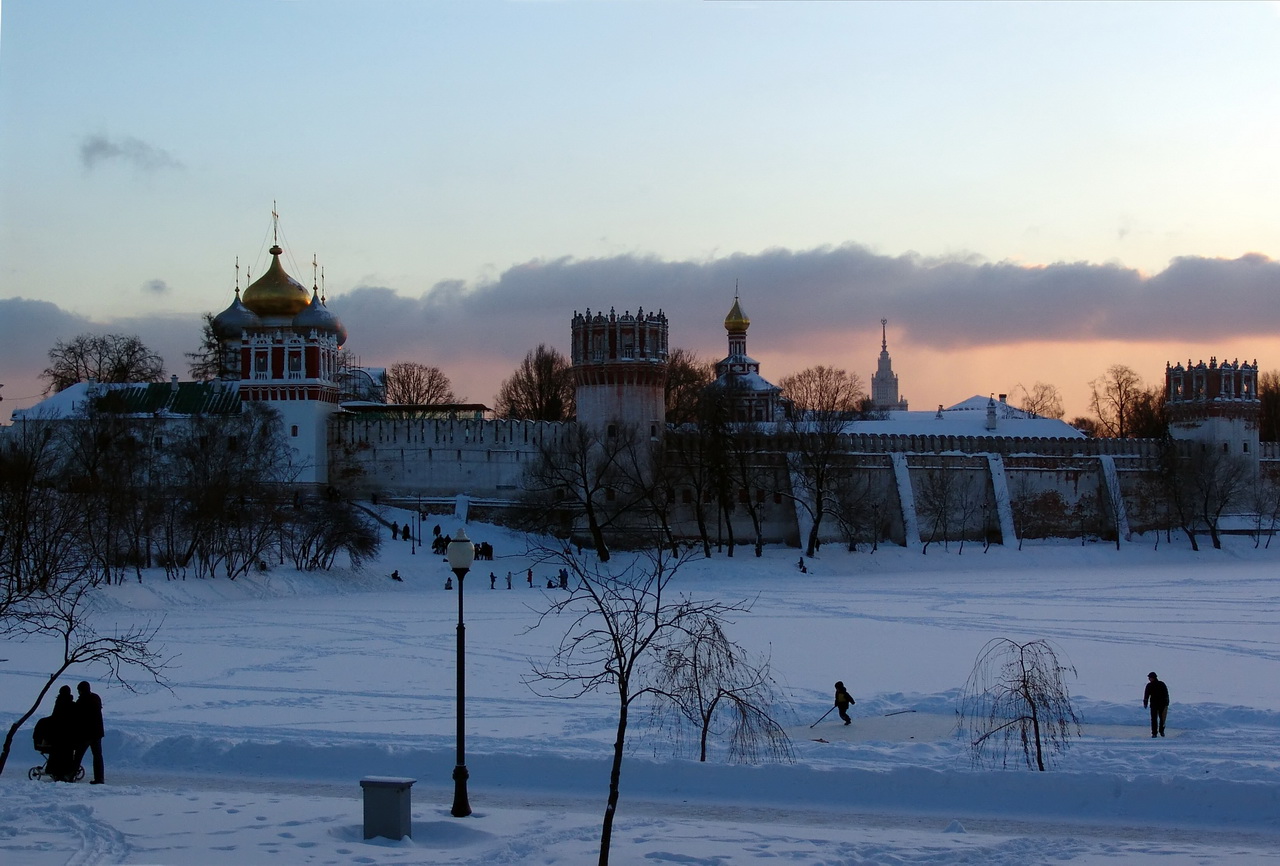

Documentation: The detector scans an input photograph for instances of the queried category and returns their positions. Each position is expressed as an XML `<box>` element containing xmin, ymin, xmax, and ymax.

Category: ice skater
<box><xmin>834</xmin><ymin>681</ymin><xmax>855</xmax><ymax>725</ymax></box>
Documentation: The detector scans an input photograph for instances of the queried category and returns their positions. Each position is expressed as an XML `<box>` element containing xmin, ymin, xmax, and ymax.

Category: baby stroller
<box><xmin>28</xmin><ymin>715</ymin><xmax>83</xmax><ymax>782</ymax></box>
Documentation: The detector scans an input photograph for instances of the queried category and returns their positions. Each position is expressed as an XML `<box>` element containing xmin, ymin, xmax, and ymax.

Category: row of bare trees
<box><xmin>0</xmin><ymin>401</ymin><xmax>382</xmax><ymax>774</ymax></box>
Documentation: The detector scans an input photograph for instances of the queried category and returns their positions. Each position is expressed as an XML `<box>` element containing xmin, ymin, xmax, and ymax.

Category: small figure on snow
<box><xmin>798</xmin><ymin>556</ymin><xmax>807</xmax><ymax>574</ymax></box>
<box><xmin>506</xmin><ymin>572</ymin><xmax>512</xmax><ymax>589</ymax></box>
<box><xmin>390</xmin><ymin>570</ymin><xmax>402</xmax><ymax>582</ymax></box>
<box><xmin>1143</xmin><ymin>672</ymin><xmax>1170</xmax><ymax>737</ymax></box>
<box><xmin>445</xmin><ymin>576</ymin><xmax>454</xmax><ymax>591</ymax></box>
<box><xmin>490</xmin><ymin>572</ymin><xmax>496</xmax><ymax>589</ymax></box>
<box><xmin>834</xmin><ymin>681</ymin><xmax>855</xmax><ymax>725</ymax></box>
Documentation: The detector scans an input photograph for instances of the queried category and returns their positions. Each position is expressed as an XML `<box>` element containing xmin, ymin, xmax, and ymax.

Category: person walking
<box><xmin>490</xmin><ymin>572</ymin><xmax>497</xmax><ymax>589</ymax></box>
<box><xmin>834</xmin><ymin>681</ymin><xmax>855</xmax><ymax>725</ymax></box>
<box><xmin>1143</xmin><ymin>671</ymin><xmax>1170</xmax><ymax>737</ymax></box>
<box><xmin>72</xmin><ymin>681</ymin><xmax>105</xmax><ymax>784</ymax></box>
<box><xmin>505</xmin><ymin>572</ymin><xmax>512</xmax><ymax>589</ymax></box>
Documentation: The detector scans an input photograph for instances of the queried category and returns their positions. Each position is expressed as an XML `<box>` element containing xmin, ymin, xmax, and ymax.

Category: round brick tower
<box><xmin>571</xmin><ymin>307</ymin><xmax>668</xmax><ymax>436</ymax></box>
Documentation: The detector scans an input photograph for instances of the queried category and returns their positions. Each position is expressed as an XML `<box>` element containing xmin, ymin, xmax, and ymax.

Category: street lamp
<box><xmin>446</xmin><ymin>527</ymin><xmax>475</xmax><ymax>817</ymax></box>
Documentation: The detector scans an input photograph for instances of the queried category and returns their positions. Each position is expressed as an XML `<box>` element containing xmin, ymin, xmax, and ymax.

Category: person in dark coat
<box><xmin>72</xmin><ymin>681</ymin><xmax>105</xmax><ymax>784</ymax></box>
<box><xmin>1143</xmin><ymin>671</ymin><xmax>1170</xmax><ymax>737</ymax></box>
<box><xmin>834</xmin><ymin>681</ymin><xmax>855</xmax><ymax>725</ymax></box>
<box><xmin>47</xmin><ymin>685</ymin><xmax>78</xmax><ymax>781</ymax></box>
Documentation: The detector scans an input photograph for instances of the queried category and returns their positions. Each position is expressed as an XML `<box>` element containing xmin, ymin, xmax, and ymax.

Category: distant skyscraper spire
<box><xmin>871</xmin><ymin>318</ymin><xmax>907</xmax><ymax>411</ymax></box>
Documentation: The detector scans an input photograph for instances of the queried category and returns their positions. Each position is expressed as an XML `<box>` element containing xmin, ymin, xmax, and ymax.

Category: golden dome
<box><xmin>724</xmin><ymin>296</ymin><xmax>750</xmax><ymax>333</ymax></box>
<box><xmin>241</xmin><ymin>245</ymin><xmax>311</xmax><ymax>317</ymax></box>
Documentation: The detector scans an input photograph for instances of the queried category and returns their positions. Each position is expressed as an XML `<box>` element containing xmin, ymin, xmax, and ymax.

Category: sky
<box><xmin>3</xmin><ymin>516</ymin><xmax>1280</xmax><ymax>863</ymax></box>
<box><xmin>3</xmin><ymin>0</ymin><xmax>1280</xmax><ymax>419</ymax></box>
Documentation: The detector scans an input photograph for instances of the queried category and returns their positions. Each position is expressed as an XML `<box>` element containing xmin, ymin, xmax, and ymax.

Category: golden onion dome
<box><xmin>724</xmin><ymin>296</ymin><xmax>750</xmax><ymax>333</ymax></box>
<box><xmin>241</xmin><ymin>245</ymin><xmax>311</xmax><ymax>317</ymax></box>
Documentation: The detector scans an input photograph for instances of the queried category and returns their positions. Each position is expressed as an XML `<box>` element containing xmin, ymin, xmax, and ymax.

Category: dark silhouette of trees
<box><xmin>663</xmin><ymin>347</ymin><xmax>716</xmax><ymax>426</ymax></box>
<box><xmin>383</xmin><ymin>362</ymin><xmax>458</xmax><ymax>406</ymax></box>
<box><xmin>495</xmin><ymin>344</ymin><xmax>575</xmax><ymax>421</ymax></box>
<box><xmin>958</xmin><ymin>638</ymin><xmax>1082</xmax><ymax>772</ymax></box>
<box><xmin>779</xmin><ymin>366</ymin><xmax>865</xmax><ymax>557</ymax></box>
<box><xmin>186</xmin><ymin>313</ymin><xmax>238</xmax><ymax>381</ymax></box>
<box><xmin>1088</xmin><ymin>365</ymin><xmax>1164</xmax><ymax>438</ymax></box>
<box><xmin>1016</xmin><ymin>382</ymin><xmax>1064</xmax><ymax>419</ymax></box>
<box><xmin>1162</xmin><ymin>441</ymin><xmax>1254</xmax><ymax>551</ymax></box>
<box><xmin>518</xmin><ymin>424</ymin><xmax>646</xmax><ymax>562</ymax></box>
<box><xmin>41</xmin><ymin>333</ymin><xmax>165</xmax><ymax>395</ymax></box>
<box><xmin>1259</xmin><ymin>370</ymin><xmax>1280</xmax><ymax>442</ymax></box>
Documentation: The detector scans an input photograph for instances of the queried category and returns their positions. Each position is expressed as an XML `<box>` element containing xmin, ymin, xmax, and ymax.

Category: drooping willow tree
<box><xmin>958</xmin><ymin>638</ymin><xmax>1082</xmax><ymax>771</ymax></box>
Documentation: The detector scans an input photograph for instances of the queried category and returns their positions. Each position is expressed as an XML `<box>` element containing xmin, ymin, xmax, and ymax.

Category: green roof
<box><xmin>92</xmin><ymin>381</ymin><xmax>242</xmax><ymax>416</ymax></box>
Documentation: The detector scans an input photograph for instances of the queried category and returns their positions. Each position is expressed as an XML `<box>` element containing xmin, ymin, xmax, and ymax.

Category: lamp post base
<box><xmin>451</xmin><ymin>764</ymin><xmax>471</xmax><ymax>817</ymax></box>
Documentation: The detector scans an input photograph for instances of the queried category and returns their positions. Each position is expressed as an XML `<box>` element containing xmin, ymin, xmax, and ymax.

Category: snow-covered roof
<box><xmin>843</xmin><ymin>395</ymin><xmax>1084</xmax><ymax>439</ymax></box>
<box><xmin>11</xmin><ymin>380</ymin><xmax>241</xmax><ymax>422</ymax></box>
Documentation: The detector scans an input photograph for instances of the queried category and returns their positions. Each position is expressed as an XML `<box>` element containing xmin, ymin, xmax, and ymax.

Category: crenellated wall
<box><xmin>328</xmin><ymin>416</ymin><xmax>574</xmax><ymax>498</ymax></box>
<box><xmin>327</xmin><ymin>418</ymin><xmax>1264</xmax><ymax>547</ymax></box>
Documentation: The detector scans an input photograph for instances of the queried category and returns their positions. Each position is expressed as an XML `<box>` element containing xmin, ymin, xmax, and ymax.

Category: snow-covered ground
<box><xmin>3</xmin><ymin>514</ymin><xmax>1280</xmax><ymax>865</ymax></box>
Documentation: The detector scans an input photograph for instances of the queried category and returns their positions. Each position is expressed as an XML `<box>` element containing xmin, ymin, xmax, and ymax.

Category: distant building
<box><xmin>12</xmin><ymin>218</ymin><xmax>1277</xmax><ymax>550</ymax></box>
<box><xmin>209</xmin><ymin>234</ymin><xmax>347</xmax><ymax>484</ymax></box>
<box><xmin>711</xmin><ymin>295</ymin><xmax>783</xmax><ymax>423</ymax></box>
<box><xmin>870</xmin><ymin>318</ymin><xmax>908</xmax><ymax>411</ymax></box>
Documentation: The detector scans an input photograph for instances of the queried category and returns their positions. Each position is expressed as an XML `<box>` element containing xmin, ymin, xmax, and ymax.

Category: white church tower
<box><xmin>211</xmin><ymin>215</ymin><xmax>346</xmax><ymax>484</ymax></box>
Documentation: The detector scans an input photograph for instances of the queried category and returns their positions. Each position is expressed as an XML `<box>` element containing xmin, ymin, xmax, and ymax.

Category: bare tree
<box><xmin>916</xmin><ymin>459</ymin><xmax>960</xmax><ymax>554</ymax></box>
<box><xmin>779</xmin><ymin>366</ymin><xmax>865</xmax><ymax>557</ymax></box>
<box><xmin>1089</xmin><ymin>365</ymin><xmax>1161</xmax><ymax>439</ymax></box>
<box><xmin>383</xmin><ymin>361</ymin><xmax>458</xmax><ymax>405</ymax></box>
<box><xmin>0</xmin><ymin>419</ymin><xmax>88</xmax><ymax>605</ymax></box>
<box><xmin>0</xmin><ymin>577</ymin><xmax>170</xmax><ymax>775</ymax></box>
<box><xmin>1164</xmin><ymin>443</ymin><xmax>1254</xmax><ymax>550</ymax></box>
<box><xmin>525</xmin><ymin>546</ymin><xmax>754</xmax><ymax>866</ymax></box>
<box><xmin>1016</xmin><ymin>382</ymin><xmax>1064</xmax><ymax>419</ymax></box>
<box><xmin>495</xmin><ymin>344</ymin><xmax>575</xmax><ymax>421</ymax></box>
<box><xmin>958</xmin><ymin>638</ymin><xmax>1082</xmax><ymax>772</ymax></box>
<box><xmin>518</xmin><ymin>424</ymin><xmax>645</xmax><ymax>562</ymax></box>
<box><xmin>41</xmin><ymin>333</ymin><xmax>166</xmax><ymax>394</ymax></box>
<box><xmin>664</xmin><ymin>347</ymin><xmax>716</xmax><ymax>426</ymax></box>
<box><xmin>651</xmin><ymin>616</ymin><xmax>793</xmax><ymax>763</ymax></box>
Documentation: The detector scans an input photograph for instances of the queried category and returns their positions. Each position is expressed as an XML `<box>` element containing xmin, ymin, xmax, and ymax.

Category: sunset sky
<box><xmin>3</xmin><ymin>0</ymin><xmax>1279</xmax><ymax>419</ymax></box>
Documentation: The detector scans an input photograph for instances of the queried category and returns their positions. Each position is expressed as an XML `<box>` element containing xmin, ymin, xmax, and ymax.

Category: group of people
<box><xmin>34</xmin><ymin>681</ymin><xmax>105</xmax><ymax>784</ymax></box>
<box><xmin>825</xmin><ymin>672</ymin><xmax>1173</xmax><ymax>737</ymax></box>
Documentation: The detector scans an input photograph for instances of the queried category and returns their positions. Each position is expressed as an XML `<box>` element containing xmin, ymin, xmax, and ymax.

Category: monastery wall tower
<box><xmin>212</xmin><ymin>225</ymin><xmax>346</xmax><ymax>484</ymax></box>
<box><xmin>571</xmin><ymin>307</ymin><xmax>668</xmax><ymax>437</ymax></box>
<box><xmin>1165</xmin><ymin>357</ymin><xmax>1260</xmax><ymax>468</ymax></box>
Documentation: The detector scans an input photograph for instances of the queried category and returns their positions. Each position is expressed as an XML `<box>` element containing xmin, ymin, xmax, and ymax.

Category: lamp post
<box><xmin>446</xmin><ymin>527</ymin><xmax>475</xmax><ymax>817</ymax></box>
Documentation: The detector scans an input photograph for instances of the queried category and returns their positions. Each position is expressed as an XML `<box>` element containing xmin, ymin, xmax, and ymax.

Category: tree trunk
<box><xmin>599</xmin><ymin>701</ymin><xmax>629</xmax><ymax>866</ymax></box>
<box><xmin>0</xmin><ymin>667</ymin><xmax>65</xmax><ymax>776</ymax></box>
